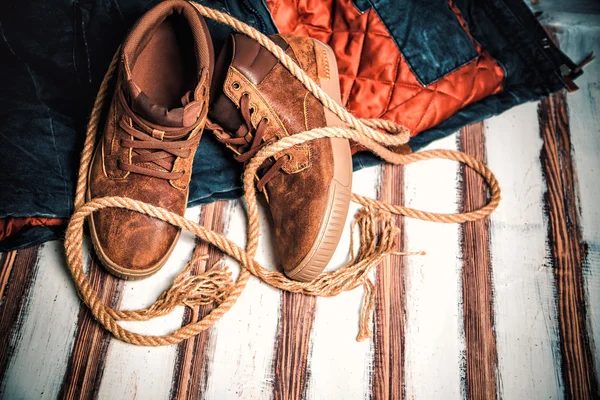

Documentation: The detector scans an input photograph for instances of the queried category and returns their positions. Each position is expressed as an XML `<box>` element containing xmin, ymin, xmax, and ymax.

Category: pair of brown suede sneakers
<box><xmin>87</xmin><ymin>0</ymin><xmax>352</xmax><ymax>282</ymax></box>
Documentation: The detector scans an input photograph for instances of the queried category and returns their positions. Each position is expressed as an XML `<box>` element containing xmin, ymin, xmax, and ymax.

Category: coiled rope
<box><xmin>63</xmin><ymin>1</ymin><xmax>501</xmax><ymax>346</ymax></box>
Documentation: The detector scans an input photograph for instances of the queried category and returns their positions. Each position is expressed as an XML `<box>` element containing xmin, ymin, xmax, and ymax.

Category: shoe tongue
<box><xmin>126</xmin><ymin>80</ymin><xmax>202</xmax><ymax>128</ymax></box>
<box><xmin>208</xmin><ymin>36</ymin><xmax>244</xmax><ymax>133</ymax></box>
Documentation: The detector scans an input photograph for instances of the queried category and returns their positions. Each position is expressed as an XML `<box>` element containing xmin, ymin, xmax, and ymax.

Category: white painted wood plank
<box><xmin>304</xmin><ymin>166</ymin><xmax>379</xmax><ymax>400</ymax></box>
<box><xmin>402</xmin><ymin>134</ymin><xmax>464</xmax><ymax>399</ymax></box>
<box><xmin>97</xmin><ymin>206</ymin><xmax>201</xmax><ymax>400</ymax></box>
<box><xmin>1</xmin><ymin>241</ymin><xmax>81</xmax><ymax>399</ymax></box>
<box><xmin>203</xmin><ymin>200</ymin><xmax>280</xmax><ymax>400</ymax></box>
<box><xmin>557</xmin><ymin>25</ymin><xmax>600</xmax><ymax>383</ymax></box>
<box><xmin>485</xmin><ymin>102</ymin><xmax>562</xmax><ymax>398</ymax></box>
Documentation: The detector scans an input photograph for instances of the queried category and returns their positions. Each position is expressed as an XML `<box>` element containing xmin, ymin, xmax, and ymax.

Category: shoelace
<box><xmin>66</xmin><ymin>2</ymin><xmax>501</xmax><ymax>346</ymax></box>
<box><xmin>207</xmin><ymin>94</ymin><xmax>289</xmax><ymax>191</ymax></box>
<box><xmin>116</xmin><ymin>89</ymin><xmax>203</xmax><ymax>180</ymax></box>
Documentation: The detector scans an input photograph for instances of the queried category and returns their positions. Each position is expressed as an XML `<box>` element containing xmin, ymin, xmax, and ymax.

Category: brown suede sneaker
<box><xmin>208</xmin><ymin>34</ymin><xmax>352</xmax><ymax>282</ymax></box>
<box><xmin>87</xmin><ymin>0</ymin><xmax>213</xmax><ymax>279</ymax></box>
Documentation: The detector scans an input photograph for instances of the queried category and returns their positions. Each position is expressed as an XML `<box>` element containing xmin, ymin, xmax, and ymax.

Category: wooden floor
<box><xmin>1</xmin><ymin>19</ymin><xmax>599</xmax><ymax>400</ymax></box>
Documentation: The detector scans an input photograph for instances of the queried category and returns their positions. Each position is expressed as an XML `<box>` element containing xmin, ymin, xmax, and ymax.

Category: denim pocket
<box><xmin>353</xmin><ymin>0</ymin><xmax>478</xmax><ymax>86</ymax></box>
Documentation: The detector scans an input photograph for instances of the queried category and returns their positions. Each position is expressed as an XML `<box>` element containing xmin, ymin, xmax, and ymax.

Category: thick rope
<box><xmin>63</xmin><ymin>2</ymin><xmax>501</xmax><ymax>346</ymax></box>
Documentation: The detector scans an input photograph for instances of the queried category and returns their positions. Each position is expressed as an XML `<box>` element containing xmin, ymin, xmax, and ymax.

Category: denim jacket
<box><xmin>0</xmin><ymin>0</ymin><xmax>583</xmax><ymax>250</ymax></box>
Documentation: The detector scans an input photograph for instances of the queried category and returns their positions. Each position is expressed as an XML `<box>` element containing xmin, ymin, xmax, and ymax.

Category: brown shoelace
<box><xmin>66</xmin><ymin>2</ymin><xmax>501</xmax><ymax>346</ymax></box>
<box><xmin>117</xmin><ymin>89</ymin><xmax>203</xmax><ymax>180</ymax></box>
<box><xmin>207</xmin><ymin>94</ymin><xmax>289</xmax><ymax>191</ymax></box>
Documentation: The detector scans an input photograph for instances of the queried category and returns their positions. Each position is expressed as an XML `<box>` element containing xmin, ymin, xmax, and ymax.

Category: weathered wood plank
<box><xmin>557</xmin><ymin>26</ymin><xmax>600</xmax><ymax>386</ymax></box>
<box><xmin>485</xmin><ymin>101</ymin><xmax>561</xmax><ymax>398</ymax></box>
<box><xmin>203</xmin><ymin>200</ymin><xmax>280</xmax><ymax>399</ymax></box>
<box><xmin>58</xmin><ymin>259</ymin><xmax>123</xmax><ymax>400</ymax></box>
<box><xmin>272</xmin><ymin>168</ymin><xmax>381</xmax><ymax>400</ymax></box>
<box><xmin>170</xmin><ymin>201</ymin><xmax>230</xmax><ymax>400</ymax></box>
<box><xmin>272</xmin><ymin>292</ymin><xmax>315</xmax><ymax>399</ymax></box>
<box><xmin>402</xmin><ymin>134</ymin><xmax>464</xmax><ymax>398</ymax></box>
<box><xmin>539</xmin><ymin>92</ymin><xmax>598</xmax><ymax>398</ymax></box>
<box><xmin>1</xmin><ymin>241</ymin><xmax>82</xmax><ymax>399</ymax></box>
<box><xmin>96</xmin><ymin>206</ymin><xmax>201</xmax><ymax>400</ymax></box>
<box><xmin>458</xmin><ymin>122</ymin><xmax>498</xmax><ymax>399</ymax></box>
<box><xmin>0</xmin><ymin>251</ymin><xmax>17</xmax><ymax>301</ymax></box>
<box><xmin>304</xmin><ymin>167</ymin><xmax>378</xmax><ymax>399</ymax></box>
<box><xmin>0</xmin><ymin>247</ymin><xmax>38</xmax><ymax>383</ymax></box>
<box><xmin>372</xmin><ymin>163</ymin><xmax>405</xmax><ymax>400</ymax></box>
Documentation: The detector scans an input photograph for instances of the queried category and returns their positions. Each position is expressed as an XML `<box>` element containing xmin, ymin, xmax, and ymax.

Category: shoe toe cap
<box><xmin>90</xmin><ymin>208</ymin><xmax>179</xmax><ymax>278</ymax></box>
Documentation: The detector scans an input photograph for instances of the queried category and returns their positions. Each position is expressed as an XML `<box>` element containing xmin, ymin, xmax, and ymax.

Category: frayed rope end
<box><xmin>351</xmin><ymin>207</ymin><xmax>424</xmax><ymax>341</ymax></box>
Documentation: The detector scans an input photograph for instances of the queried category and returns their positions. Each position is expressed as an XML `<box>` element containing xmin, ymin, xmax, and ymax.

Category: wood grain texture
<box><xmin>485</xmin><ymin>102</ymin><xmax>562</xmax><ymax>398</ymax></box>
<box><xmin>170</xmin><ymin>201</ymin><xmax>229</xmax><ymax>400</ymax></box>
<box><xmin>272</xmin><ymin>292</ymin><xmax>316</xmax><ymax>399</ymax></box>
<box><xmin>539</xmin><ymin>93</ymin><xmax>599</xmax><ymax>399</ymax></box>
<box><xmin>203</xmin><ymin>200</ymin><xmax>280</xmax><ymax>399</ymax></box>
<box><xmin>95</xmin><ymin>207</ymin><xmax>201</xmax><ymax>400</ymax></box>
<box><xmin>303</xmin><ymin>167</ymin><xmax>378</xmax><ymax>399</ymax></box>
<box><xmin>458</xmin><ymin>122</ymin><xmax>498</xmax><ymax>399</ymax></box>
<box><xmin>58</xmin><ymin>259</ymin><xmax>123</xmax><ymax>400</ymax></box>
<box><xmin>557</xmin><ymin>26</ymin><xmax>600</xmax><ymax>385</ymax></box>
<box><xmin>0</xmin><ymin>251</ymin><xmax>16</xmax><ymax>301</ymax></box>
<box><xmin>0</xmin><ymin>247</ymin><xmax>39</xmax><ymax>382</ymax></box>
<box><xmin>372</xmin><ymin>163</ymin><xmax>405</xmax><ymax>400</ymax></box>
<box><xmin>1</xmin><ymin>241</ymin><xmax>83</xmax><ymax>398</ymax></box>
<box><xmin>402</xmin><ymin>134</ymin><xmax>464</xmax><ymax>398</ymax></box>
<box><xmin>0</xmin><ymin>19</ymin><xmax>599</xmax><ymax>396</ymax></box>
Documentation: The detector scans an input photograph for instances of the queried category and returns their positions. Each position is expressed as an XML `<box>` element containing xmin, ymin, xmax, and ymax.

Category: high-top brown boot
<box><xmin>208</xmin><ymin>34</ymin><xmax>352</xmax><ymax>282</ymax></box>
<box><xmin>87</xmin><ymin>0</ymin><xmax>213</xmax><ymax>279</ymax></box>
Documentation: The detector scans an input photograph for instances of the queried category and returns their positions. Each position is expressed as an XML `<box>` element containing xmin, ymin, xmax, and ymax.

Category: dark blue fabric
<box><xmin>0</xmin><ymin>0</ymin><xmax>581</xmax><ymax>251</ymax></box>
<box><xmin>353</xmin><ymin>0</ymin><xmax>479</xmax><ymax>86</ymax></box>
<box><xmin>0</xmin><ymin>0</ymin><xmax>277</xmax><ymax>251</ymax></box>
<box><xmin>352</xmin><ymin>0</ymin><xmax>580</xmax><ymax>169</ymax></box>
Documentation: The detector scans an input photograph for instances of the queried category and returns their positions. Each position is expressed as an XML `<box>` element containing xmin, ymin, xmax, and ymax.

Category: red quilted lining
<box><xmin>266</xmin><ymin>0</ymin><xmax>505</xmax><ymax>136</ymax></box>
<box><xmin>0</xmin><ymin>217</ymin><xmax>65</xmax><ymax>241</ymax></box>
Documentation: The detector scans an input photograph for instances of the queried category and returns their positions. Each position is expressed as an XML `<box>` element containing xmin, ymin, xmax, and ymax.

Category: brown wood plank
<box><xmin>170</xmin><ymin>201</ymin><xmax>229</xmax><ymax>400</ymax></box>
<box><xmin>0</xmin><ymin>246</ymin><xmax>40</xmax><ymax>381</ymax></box>
<box><xmin>538</xmin><ymin>93</ymin><xmax>598</xmax><ymax>399</ymax></box>
<box><xmin>0</xmin><ymin>251</ymin><xmax>17</xmax><ymax>301</ymax></box>
<box><xmin>372</xmin><ymin>163</ymin><xmax>405</xmax><ymax>400</ymax></box>
<box><xmin>59</xmin><ymin>258</ymin><xmax>124</xmax><ymax>400</ymax></box>
<box><xmin>272</xmin><ymin>292</ymin><xmax>316</xmax><ymax>400</ymax></box>
<box><xmin>458</xmin><ymin>122</ymin><xmax>498</xmax><ymax>399</ymax></box>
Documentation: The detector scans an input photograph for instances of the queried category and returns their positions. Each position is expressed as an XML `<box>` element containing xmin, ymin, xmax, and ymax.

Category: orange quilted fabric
<box><xmin>266</xmin><ymin>0</ymin><xmax>505</xmax><ymax>136</ymax></box>
<box><xmin>0</xmin><ymin>217</ymin><xmax>65</xmax><ymax>241</ymax></box>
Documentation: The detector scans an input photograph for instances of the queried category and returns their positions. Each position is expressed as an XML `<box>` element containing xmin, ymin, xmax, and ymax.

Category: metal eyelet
<box><xmin>232</xmin><ymin>82</ymin><xmax>241</xmax><ymax>90</ymax></box>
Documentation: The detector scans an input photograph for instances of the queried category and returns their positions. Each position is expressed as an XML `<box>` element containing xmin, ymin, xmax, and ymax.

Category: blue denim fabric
<box><xmin>0</xmin><ymin>0</ymin><xmax>581</xmax><ymax>251</ymax></box>
<box><xmin>0</xmin><ymin>0</ymin><xmax>277</xmax><ymax>251</ymax></box>
<box><xmin>353</xmin><ymin>0</ymin><xmax>479</xmax><ymax>86</ymax></box>
<box><xmin>352</xmin><ymin>0</ymin><xmax>581</xmax><ymax>169</ymax></box>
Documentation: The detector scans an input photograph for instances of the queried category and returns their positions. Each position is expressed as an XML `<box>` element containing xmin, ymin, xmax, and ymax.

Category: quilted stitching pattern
<box><xmin>266</xmin><ymin>0</ymin><xmax>505</xmax><ymax>135</ymax></box>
